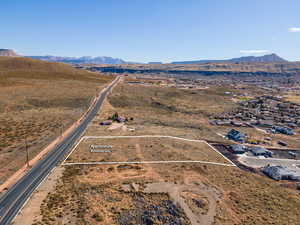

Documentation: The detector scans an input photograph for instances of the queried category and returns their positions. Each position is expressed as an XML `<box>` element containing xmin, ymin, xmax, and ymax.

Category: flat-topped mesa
<box><xmin>172</xmin><ymin>53</ymin><xmax>287</xmax><ymax>64</ymax></box>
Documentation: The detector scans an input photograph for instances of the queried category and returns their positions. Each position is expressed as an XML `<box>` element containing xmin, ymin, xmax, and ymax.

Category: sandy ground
<box><xmin>13</xmin><ymin>166</ymin><xmax>64</xmax><ymax>225</ymax></box>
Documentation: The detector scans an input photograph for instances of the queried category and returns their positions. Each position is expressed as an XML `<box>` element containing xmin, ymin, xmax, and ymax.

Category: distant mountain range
<box><xmin>0</xmin><ymin>49</ymin><xmax>126</xmax><ymax>64</ymax></box>
<box><xmin>171</xmin><ymin>54</ymin><xmax>287</xmax><ymax>64</ymax></box>
<box><xmin>27</xmin><ymin>55</ymin><xmax>126</xmax><ymax>64</ymax></box>
<box><xmin>0</xmin><ymin>49</ymin><xmax>289</xmax><ymax>65</ymax></box>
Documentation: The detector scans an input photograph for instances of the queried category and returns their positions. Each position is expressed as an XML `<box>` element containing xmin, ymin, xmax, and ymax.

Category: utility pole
<box><xmin>60</xmin><ymin>121</ymin><xmax>63</xmax><ymax>138</ymax></box>
<box><xmin>25</xmin><ymin>138</ymin><xmax>29</xmax><ymax>168</ymax></box>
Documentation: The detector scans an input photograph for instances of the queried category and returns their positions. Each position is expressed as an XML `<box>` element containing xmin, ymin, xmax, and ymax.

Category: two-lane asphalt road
<box><xmin>0</xmin><ymin>76</ymin><xmax>120</xmax><ymax>225</ymax></box>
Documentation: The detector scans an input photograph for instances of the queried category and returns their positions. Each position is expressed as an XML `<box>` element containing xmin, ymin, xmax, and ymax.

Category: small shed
<box><xmin>277</xmin><ymin>140</ymin><xmax>288</xmax><ymax>146</ymax></box>
<box><xmin>100</xmin><ymin>120</ymin><xmax>113</xmax><ymax>126</ymax></box>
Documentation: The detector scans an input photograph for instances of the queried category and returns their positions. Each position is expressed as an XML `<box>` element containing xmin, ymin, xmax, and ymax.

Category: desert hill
<box><xmin>0</xmin><ymin>49</ymin><xmax>19</xmax><ymax>57</ymax></box>
<box><xmin>0</xmin><ymin>56</ymin><xmax>112</xmax><ymax>185</ymax></box>
<box><xmin>0</xmin><ymin>56</ymin><xmax>107</xmax><ymax>82</ymax></box>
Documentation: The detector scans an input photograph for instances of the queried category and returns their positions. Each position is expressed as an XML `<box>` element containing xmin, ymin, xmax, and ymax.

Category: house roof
<box><xmin>263</xmin><ymin>165</ymin><xmax>299</xmax><ymax>180</ymax></box>
<box><xmin>228</xmin><ymin>129</ymin><xmax>245</xmax><ymax>137</ymax></box>
<box><xmin>231</xmin><ymin>144</ymin><xmax>245</xmax><ymax>152</ymax></box>
<box><xmin>251</xmin><ymin>146</ymin><xmax>267</xmax><ymax>154</ymax></box>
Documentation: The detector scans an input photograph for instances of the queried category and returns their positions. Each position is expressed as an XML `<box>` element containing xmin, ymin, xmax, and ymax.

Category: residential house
<box><xmin>230</xmin><ymin>144</ymin><xmax>246</xmax><ymax>154</ymax></box>
<box><xmin>251</xmin><ymin>146</ymin><xmax>273</xmax><ymax>157</ymax></box>
<box><xmin>227</xmin><ymin>129</ymin><xmax>246</xmax><ymax>143</ymax></box>
<box><xmin>263</xmin><ymin>165</ymin><xmax>300</xmax><ymax>181</ymax></box>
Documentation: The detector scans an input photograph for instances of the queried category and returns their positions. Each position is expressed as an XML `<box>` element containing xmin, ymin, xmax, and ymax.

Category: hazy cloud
<box><xmin>288</xmin><ymin>27</ymin><xmax>300</xmax><ymax>32</ymax></box>
<box><xmin>239</xmin><ymin>50</ymin><xmax>270</xmax><ymax>54</ymax></box>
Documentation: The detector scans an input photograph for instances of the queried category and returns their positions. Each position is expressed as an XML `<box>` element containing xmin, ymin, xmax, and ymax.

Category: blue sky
<box><xmin>1</xmin><ymin>0</ymin><xmax>300</xmax><ymax>62</ymax></box>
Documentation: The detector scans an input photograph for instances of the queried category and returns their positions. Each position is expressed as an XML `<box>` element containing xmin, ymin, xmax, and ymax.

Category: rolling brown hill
<box><xmin>0</xmin><ymin>56</ymin><xmax>112</xmax><ymax>86</ymax></box>
<box><xmin>0</xmin><ymin>56</ymin><xmax>113</xmax><ymax>186</ymax></box>
<box><xmin>0</xmin><ymin>56</ymin><xmax>96</xmax><ymax>77</ymax></box>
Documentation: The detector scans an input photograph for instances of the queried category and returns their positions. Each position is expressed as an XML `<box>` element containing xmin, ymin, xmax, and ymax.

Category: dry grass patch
<box><xmin>0</xmin><ymin>57</ymin><xmax>113</xmax><ymax>185</ymax></box>
<box><xmin>284</xmin><ymin>94</ymin><xmax>300</xmax><ymax>104</ymax></box>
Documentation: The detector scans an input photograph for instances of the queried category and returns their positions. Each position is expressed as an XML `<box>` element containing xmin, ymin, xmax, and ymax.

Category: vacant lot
<box><xmin>0</xmin><ymin>57</ymin><xmax>113</xmax><ymax>185</ymax></box>
<box><xmin>66</xmin><ymin>136</ymin><xmax>230</xmax><ymax>164</ymax></box>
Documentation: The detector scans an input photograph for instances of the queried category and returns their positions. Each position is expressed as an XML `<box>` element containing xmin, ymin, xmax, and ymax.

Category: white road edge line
<box><xmin>62</xmin><ymin>135</ymin><xmax>237</xmax><ymax>167</ymax></box>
